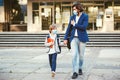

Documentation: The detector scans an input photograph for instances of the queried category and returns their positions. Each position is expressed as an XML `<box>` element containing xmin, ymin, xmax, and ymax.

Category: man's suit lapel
<box><xmin>72</xmin><ymin>13</ymin><xmax>84</xmax><ymax>23</ymax></box>
<box><xmin>78</xmin><ymin>13</ymin><xmax>84</xmax><ymax>23</ymax></box>
<box><xmin>72</xmin><ymin>15</ymin><xmax>76</xmax><ymax>22</ymax></box>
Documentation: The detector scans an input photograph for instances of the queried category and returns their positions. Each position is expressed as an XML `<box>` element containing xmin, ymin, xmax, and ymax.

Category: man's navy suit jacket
<box><xmin>64</xmin><ymin>13</ymin><xmax>89</xmax><ymax>42</ymax></box>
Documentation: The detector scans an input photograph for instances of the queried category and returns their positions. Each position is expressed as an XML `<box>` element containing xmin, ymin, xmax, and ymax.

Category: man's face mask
<box><xmin>73</xmin><ymin>10</ymin><xmax>78</xmax><ymax>15</ymax></box>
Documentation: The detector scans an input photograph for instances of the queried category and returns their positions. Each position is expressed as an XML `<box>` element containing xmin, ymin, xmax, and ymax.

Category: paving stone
<box><xmin>0</xmin><ymin>47</ymin><xmax>119</xmax><ymax>80</ymax></box>
<box><xmin>0</xmin><ymin>73</ymin><xmax>28</xmax><ymax>80</ymax></box>
<box><xmin>88</xmin><ymin>69</ymin><xmax>120</xmax><ymax>80</ymax></box>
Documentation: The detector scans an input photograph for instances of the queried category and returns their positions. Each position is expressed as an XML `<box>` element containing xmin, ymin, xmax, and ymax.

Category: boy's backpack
<box><xmin>47</xmin><ymin>34</ymin><xmax>61</xmax><ymax>54</ymax></box>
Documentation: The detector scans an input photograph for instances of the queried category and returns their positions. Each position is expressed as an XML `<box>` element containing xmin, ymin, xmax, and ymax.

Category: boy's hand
<box><xmin>49</xmin><ymin>42</ymin><xmax>54</xmax><ymax>46</ymax></box>
<box><xmin>64</xmin><ymin>40</ymin><xmax>68</xmax><ymax>45</ymax></box>
<box><xmin>49</xmin><ymin>42</ymin><xmax>54</xmax><ymax>48</ymax></box>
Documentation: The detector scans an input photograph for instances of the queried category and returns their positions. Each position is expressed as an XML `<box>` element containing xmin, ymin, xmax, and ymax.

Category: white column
<box><xmin>0</xmin><ymin>6</ymin><xmax>5</xmax><ymax>23</ymax></box>
<box><xmin>27</xmin><ymin>0</ymin><xmax>33</xmax><ymax>32</ymax></box>
<box><xmin>0</xmin><ymin>5</ymin><xmax>5</xmax><ymax>32</ymax></box>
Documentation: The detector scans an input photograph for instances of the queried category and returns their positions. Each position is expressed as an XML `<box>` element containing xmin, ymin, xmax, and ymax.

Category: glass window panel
<box><xmin>61</xmin><ymin>2</ymin><xmax>72</xmax><ymax>31</ymax></box>
<box><xmin>0</xmin><ymin>0</ymin><xmax>3</xmax><ymax>6</ymax></box>
<box><xmin>40</xmin><ymin>2</ymin><xmax>53</xmax><ymax>6</ymax></box>
<box><xmin>114</xmin><ymin>1</ymin><xmax>120</xmax><ymax>30</ymax></box>
<box><xmin>85</xmin><ymin>1</ymin><xmax>104</xmax><ymax>31</ymax></box>
<box><xmin>41</xmin><ymin>8</ymin><xmax>52</xmax><ymax>30</ymax></box>
<box><xmin>32</xmin><ymin>3</ymin><xmax>39</xmax><ymax>10</ymax></box>
<box><xmin>32</xmin><ymin>11</ymin><xmax>39</xmax><ymax>24</ymax></box>
<box><xmin>8</xmin><ymin>0</ymin><xmax>28</xmax><ymax>24</ymax></box>
<box><xmin>32</xmin><ymin>2</ymin><xmax>39</xmax><ymax>24</ymax></box>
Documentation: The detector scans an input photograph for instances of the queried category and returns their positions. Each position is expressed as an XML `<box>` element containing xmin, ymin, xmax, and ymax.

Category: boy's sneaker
<box><xmin>51</xmin><ymin>71</ymin><xmax>55</xmax><ymax>77</ymax></box>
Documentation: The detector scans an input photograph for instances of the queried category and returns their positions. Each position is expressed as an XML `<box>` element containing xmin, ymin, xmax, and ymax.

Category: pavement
<box><xmin>0</xmin><ymin>47</ymin><xmax>120</xmax><ymax>80</ymax></box>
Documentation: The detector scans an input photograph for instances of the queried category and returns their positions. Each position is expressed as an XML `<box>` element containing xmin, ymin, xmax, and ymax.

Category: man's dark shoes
<box><xmin>79</xmin><ymin>69</ymin><xmax>83</xmax><ymax>75</ymax></box>
<box><xmin>72</xmin><ymin>72</ymin><xmax>78</xmax><ymax>79</ymax></box>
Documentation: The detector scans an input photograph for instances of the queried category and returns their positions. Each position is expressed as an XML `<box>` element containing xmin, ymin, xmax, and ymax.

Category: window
<box><xmin>9</xmin><ymin>0</ymin><xmax>27</xmax><ymax>24</ymax></box>
<box><xmin>32</xmin><ymin>3</ymin><xmax>39</xmax><ymax>24</ymax></box>
<box><xmin>114</xmin><ymin>1</ymin><xmax>120</xmax><ymax>30</ymax></box>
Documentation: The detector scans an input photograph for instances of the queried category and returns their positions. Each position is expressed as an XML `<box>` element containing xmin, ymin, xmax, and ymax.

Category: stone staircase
<box><xmin>88</xmin><ymin>33</ymin><xmax>120</xmax><ymax>47</ymax></box>
<box><xmin>0</xmin><ymin>32</ymin><xmax>120</xmax><ymax>47</ymax></box>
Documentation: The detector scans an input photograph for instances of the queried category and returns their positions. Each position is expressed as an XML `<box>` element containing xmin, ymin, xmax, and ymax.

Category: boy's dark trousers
<box><xmin>49</xmin><ymin>53</ymin><xmax>57</xmax><ymax>71</ymax></box>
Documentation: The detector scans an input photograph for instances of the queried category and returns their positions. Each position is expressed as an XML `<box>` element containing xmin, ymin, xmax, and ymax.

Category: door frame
<box><xmin>39</xmin><ymin>6</ymin><xmax>54</xmax><ymax>32</ymax></box>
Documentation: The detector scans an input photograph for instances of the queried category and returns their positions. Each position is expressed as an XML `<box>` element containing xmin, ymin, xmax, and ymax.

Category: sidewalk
<box><xmin>0</xmin><ymin>47</ymin><xmax>120</xmax><ymax>80</ymax></box>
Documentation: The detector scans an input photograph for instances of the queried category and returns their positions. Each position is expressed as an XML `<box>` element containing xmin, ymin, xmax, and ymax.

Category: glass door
<box><xmin>40</xmin><ymin>6</ymin><xmax>54</xmax><ymax>30</ymax></box>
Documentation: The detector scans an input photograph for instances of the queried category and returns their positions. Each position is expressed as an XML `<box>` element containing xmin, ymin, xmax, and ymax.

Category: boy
<box><xmin>44</xmin><ymin>24</ymin><xmax>61</xmax><ymax>77</ymax></box>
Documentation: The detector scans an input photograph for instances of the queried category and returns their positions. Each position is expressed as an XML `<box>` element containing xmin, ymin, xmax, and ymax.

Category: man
<box><xmin>64</xmin><ymin>2</ymin><xmax>89</xmax><ymax>79</ymax></box>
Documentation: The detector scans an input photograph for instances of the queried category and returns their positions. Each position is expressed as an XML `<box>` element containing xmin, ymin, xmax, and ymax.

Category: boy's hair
<box><xmin>72</xmin><ymin>1</ymin><xmax>84</xmax><ymax>12</ymax></box>
<box><xmin>49</xmin><ymin>24</ymin><xmax>57</xmax><ymax>33</ymax></box>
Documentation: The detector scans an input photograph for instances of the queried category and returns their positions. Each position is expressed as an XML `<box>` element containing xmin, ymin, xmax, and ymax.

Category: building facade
<box><xmin>1</xmin><ymin>0</ymin><xmax>120</xmax><ymax>33</ymax></box>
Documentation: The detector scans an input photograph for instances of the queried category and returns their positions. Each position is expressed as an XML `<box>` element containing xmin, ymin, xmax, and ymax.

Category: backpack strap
<box><xmin>56</xmin><ymin>34</ymin><xmax>60</xmax><ymax>44</ymax></box>
<box><xmin>57</xmin><ymin>34</ymin><xmax>59</xmax><ymax>39</ymax></box>
<box><xmin>56</xmin><ymin>34</ymin><xmax>61</xmax><ymax>54</ymax></box>
<box><xmin>47</xmin><ymin>34</ymin><xmax>50</xmax><ymax>38</ymax></box>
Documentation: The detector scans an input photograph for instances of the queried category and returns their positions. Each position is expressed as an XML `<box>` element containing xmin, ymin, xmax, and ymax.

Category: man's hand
<box><xmin>71</xmin><ymin>20</ymin><xmax>75</xmax><ymax>26</ymax></box>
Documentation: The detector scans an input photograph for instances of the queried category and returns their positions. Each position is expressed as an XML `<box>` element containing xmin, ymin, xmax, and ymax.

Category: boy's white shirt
<box><xmin>44</xmin><ymin>33</ymin><xmax>61</xmax><ymax>54</ymax></box>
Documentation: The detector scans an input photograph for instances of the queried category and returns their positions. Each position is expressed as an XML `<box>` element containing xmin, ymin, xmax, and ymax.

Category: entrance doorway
<box><xmin>40</xmin><ymin>6</ymin><xmax>54</xmax><ymax>30</ymax></box>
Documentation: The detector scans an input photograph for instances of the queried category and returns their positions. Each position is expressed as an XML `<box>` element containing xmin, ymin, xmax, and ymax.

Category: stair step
<box><xmin>0</xmin><ymin>32</ymin><xmax>120</xmax><ymax>47</ymax></box>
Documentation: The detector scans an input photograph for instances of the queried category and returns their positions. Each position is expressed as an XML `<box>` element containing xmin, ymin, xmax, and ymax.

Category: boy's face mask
<box><xmin>52</xmin><ymin>30</ymin><xmax>57</xmax><ymax>34</ymax></box>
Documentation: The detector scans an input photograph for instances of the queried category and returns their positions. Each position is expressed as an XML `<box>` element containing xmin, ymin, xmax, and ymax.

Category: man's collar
<box><xmin>77</xmin><ymin>12</ymin><xmax>82</xmax><ymax>17</ymax></box>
